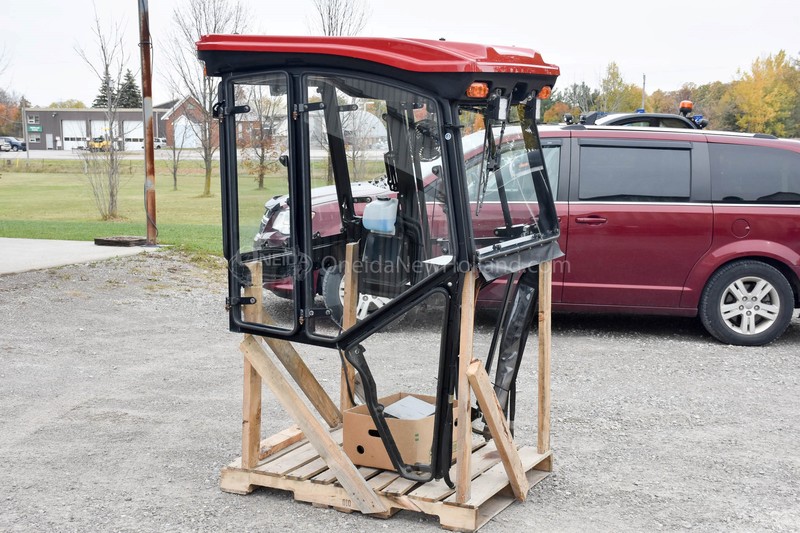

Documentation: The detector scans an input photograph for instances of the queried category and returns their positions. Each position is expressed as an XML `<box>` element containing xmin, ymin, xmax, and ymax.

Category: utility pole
<box><xmin>139</xmin><ymin>0</ymin><xmax>157</xmax><ymax>245</ymax></box>
<box><xmin>641</xmin><ymin>74</ymin><xmax>646</xmax><ymax>111</ymax></box>
<box><xmin>21</xmin><ymin>103</ymin><xmax>30</xmax><ymax>163</ymax></box>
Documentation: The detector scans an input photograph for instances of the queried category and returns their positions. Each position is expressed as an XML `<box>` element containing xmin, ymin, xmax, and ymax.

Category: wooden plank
<box><xmin>340</xmin><ymin>242</ymin><xmax>359</xmax><ymax>411</ymax></box>
<box><xmin>285</xmin><ymin>429</ymin><xmax>344</xmax><ymax>480</ymax></box>
<box><xmin>380</xmin><ymin>475</ymin><xmax>420</xmax><ymax>496</ymax></box>
<box><xmin>310</xmin><ymin>466</ymin><xmax>341</xmax><ymax>485</ymax></box>
<box><xmin>225</xmin><ymin>468</ymin><xmax>475</xmax><ymax>528</ymax></box>
<box><xmin>466</xmin><ymin>360</ymin><xmax>529</xmax><ymax>501</ymax></box>
<box><xmin>241</xmin><ymin>262</ymin><xmax>264</xmax><ymax>469</ymax></box>
<box><xmin>219</xmin><ymin>468</ymin><xmax>255</xmax><ymax>495</ymax></box>
<box><xmin>222</xmin><ymin>457</ymin><xmax>548</xmax><ymax>531</ymax></box>
<box><xmin>315</xmin><ymin>464</ymin><xmax>378</xmax><ymax>486</ymax></box>
<box><xmin>242</xmin><ymin>360</ymin><xmax>261</xmax><ymax>469</ymax></box>
<box><xmin>257</xmin><ymin>327</ymin><xmax>341</xmax><ymax>429</ymax></box>
<box><xmin>461</xmin><ymin>447</ymin><xmax>546</xmax><ymax>509</ymax></box>
<box><xmin>240</xmin><ymin>336</ymin><xmax>387</xmax><ymax>515</ymax></box>
<box><xmin>257</xmin><ymin>441</ymin><xmax>320</xmax><ymax>475</ymax></box>
<box><xmin>537</xmin><ymin>260</ymin><xmax>552</xmax><ymax>455</ymax></box>
<box><xmin>288</xmin><ymin>456</ymin><xmax>330</xmax><ymax>481</ymax></box>
<box><xmin>368</xmin><ymin>471</ymin><xmax>400</xmax><ymax>491</ymax></box>
<box><xmin>471</xmin><ymin>465</ymin><xmax>551</xmax><ymax>531</ymax></box>
<box><xmin>455</xmin><ymin>270</ymin><xmax>476</xmax><ymax>504</ymax></box>
<box><xmin>409</xmin><ymin>440</ymin><xmax>501</xmax><ymax>502</ymax></box>
<box><xmin>258</xmin><ymin>425</ymin><xmax>304</xmax><ymax>461</ymax></box>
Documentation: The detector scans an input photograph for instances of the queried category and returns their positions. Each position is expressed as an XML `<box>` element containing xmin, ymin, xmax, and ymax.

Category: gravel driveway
<box><xmin>1</xmin><ymin>251</ymin><xmax>798</xmax><ymax>532</ymax></box>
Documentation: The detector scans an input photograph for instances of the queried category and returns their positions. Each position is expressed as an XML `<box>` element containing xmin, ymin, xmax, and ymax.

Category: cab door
<box><xmin>560</xmin><ymin>137</ymin><xmax>712</xmax><ymax>309</ymax></box>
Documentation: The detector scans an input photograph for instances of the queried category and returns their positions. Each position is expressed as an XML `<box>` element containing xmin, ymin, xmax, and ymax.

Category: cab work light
<box><xmin>537</xmin><ymin>85</ymin><xmax>552</xmax><ymax>100</ymax></box>
<box><xmin>466</xmin><ymin>82</ymin><xmax>490</xmax><ymax>98</ymax></box>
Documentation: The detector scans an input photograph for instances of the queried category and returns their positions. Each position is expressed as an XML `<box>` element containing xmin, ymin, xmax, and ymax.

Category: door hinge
<box><xmin>292</xmin><ymin>102</ymin><xmax>325</xmax><ymax>120</ymax></box>
<box><xmin>225</xmin><ymin>296</ymin><xmax>257</xmax><ymax>311</ymax></box>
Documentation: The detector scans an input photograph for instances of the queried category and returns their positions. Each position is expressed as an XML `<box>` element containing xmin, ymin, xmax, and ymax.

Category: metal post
<box><xmin>21</xmin><ymin>105</ymin><xmax>30</xmax><ymax>162</ymax></box>
<box><xmin>139</xmin><ymin>0</ymin><xmax>157</xmax><ymax>245</ymax></box>
<box><xmin>641</xmin><ymin>74</ymin><xmax>646</xmax><ymax>111</ymax></box>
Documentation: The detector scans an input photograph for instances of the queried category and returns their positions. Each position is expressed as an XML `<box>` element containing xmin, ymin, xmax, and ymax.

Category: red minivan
<box><xmin>257</xmin><ymin>124</ymin><xmax>800</xmax><ymax>346</ymax></box>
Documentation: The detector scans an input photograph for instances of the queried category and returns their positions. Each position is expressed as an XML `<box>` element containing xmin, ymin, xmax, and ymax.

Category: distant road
<box><xmin>0</xmin><ymin>149</ymin><xmax>205</xmax><ymax>161</ymax></box>
<box><xmin>1</xmin><ymin>148</ymin><xmax>386</xmax><ymax>162</ymax></box>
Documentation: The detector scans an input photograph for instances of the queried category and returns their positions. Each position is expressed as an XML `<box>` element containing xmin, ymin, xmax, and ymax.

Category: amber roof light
<box><xmin>537</xmin><ymin>86</ymin><xmax>552</xmax><ymax>100</ymax></box>
<box><xmin>466</xmin><ymin>82</ymin><xmax>490</xmax><ymax>98</ymax></box>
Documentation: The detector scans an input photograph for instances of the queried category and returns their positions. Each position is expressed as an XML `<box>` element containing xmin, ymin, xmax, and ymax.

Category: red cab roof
<box><xmin>196</xmin><ymin>35</ymin><xmax>559</xmax><ymax>77</ymax></box>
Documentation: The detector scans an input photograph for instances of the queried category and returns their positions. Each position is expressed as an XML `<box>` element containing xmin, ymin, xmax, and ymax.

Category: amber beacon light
<box><xmin>537</xmin><ymin>86</ymin><xmax>552</xmax><ymax>100</ymax></box>
<box><xmin>466</xmin><ymin>82</ymin><xmax>490</xmax><ymax>98</ymax></box>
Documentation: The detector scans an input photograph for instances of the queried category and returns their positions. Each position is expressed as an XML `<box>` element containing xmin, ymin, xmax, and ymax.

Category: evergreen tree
<box><xmin>118</xmin><ymin>69</ymin><xmax>142</xmax><ymax>108</ymax></box>
<box><xmin>92</xmin><ymin>73</ymin><xmax>115</xmax><ymax>108</ymax></box>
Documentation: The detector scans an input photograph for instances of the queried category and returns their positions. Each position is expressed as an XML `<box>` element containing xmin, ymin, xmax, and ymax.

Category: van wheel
<box><xmin>699</xmin><ymin>261</ymin><xmax>794</xmax><ymax>346</ymax></box>
<box><xmin>321</xmin><ymin>264</ymin><xmax>392</xmax><ymax>325</ymax></box>
<box><xmin>321</xmin><ymin>265</ymin><xmax>344</xmax><ymax>324</ymax></box>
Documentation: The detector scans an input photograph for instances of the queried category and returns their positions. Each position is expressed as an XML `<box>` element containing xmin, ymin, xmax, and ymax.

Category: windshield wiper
<box><xmin>476</xmin><ymin>120</ymin><xmax>507</xmax><ymax>217</ymax></box>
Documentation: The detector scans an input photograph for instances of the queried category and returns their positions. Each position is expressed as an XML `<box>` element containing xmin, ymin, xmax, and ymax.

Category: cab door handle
<box><xmin>575</xmin><ymin>216</ymin><xmax>607</xmax><ymax>225</ymax></box>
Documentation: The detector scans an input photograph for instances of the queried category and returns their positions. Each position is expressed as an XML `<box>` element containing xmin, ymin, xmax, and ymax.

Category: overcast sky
<box><xmin>1</xmin><ymin>0</ymin><xmax>798</xmax><ymax>107</ymax></box>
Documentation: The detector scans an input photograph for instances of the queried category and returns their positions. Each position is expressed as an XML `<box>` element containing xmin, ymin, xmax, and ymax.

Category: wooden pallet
<box><xmin>221</xmin><ymin>428</ymin><xmax>552</xmax><ymax>532</ymax></box>
<box><xmin>222</xmin><ymin>258</ymin><xmax>555</xmax><ymax>531</ymax></box>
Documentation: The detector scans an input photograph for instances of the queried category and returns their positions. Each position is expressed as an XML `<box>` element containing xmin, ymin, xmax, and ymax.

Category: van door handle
<box><xmin>575</xmin><ymin>216</ymin><xmax>607</xmax><ymax>225</ymax></box>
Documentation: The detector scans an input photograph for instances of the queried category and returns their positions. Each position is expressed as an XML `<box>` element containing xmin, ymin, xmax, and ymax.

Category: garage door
<box><xmin>62</xmin><ymin>120</ymin><xmax>87</xmax><ymax>150</ymax></box>
<box><xmin>90</xmin><ymin>120</ymin><xmax>109</xmax><ymax>138</ymax></box>
<box><xmin>123</xmin><ymin>120</ymin><xmax>144</xmax><ymax>151</ymax></box>
<box><xmin>173</xmin><ymin>116</ymin><xmax>202</xmax><ymax>149</ymax></box>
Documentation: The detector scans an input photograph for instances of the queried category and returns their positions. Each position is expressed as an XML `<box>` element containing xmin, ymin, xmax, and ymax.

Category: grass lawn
<box><xmin>0</xmin><ymin>156</ymin><xmax>383</xmax><ymax>256</ymax></box>
<box><xmin>0</xmin><ymin>159</ymin><xmax>285</xmax><ymax>255</ymax></box>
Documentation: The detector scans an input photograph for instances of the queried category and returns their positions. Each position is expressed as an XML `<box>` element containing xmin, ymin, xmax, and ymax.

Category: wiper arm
<box><xmin>475</xmin><ymin>124</ymin><xmax>492</xmax><ymax>216</ymax></box>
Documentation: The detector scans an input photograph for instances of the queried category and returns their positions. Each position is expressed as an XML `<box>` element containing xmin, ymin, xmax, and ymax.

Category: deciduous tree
<box><xmin>727</xmin><ymin>50</ymin><xmax>798</xmax><ymax>136</ymax></box>
<box><xmin>0</xmin><ymin>88</ymin><xmax>22</xmax><ymax>136</ymax></box>
<box><xmin>541</xmin><ymin>101</ymin><xmax>571</xmax><ymax>124</ymax></box>
<box><xmin>48</xmin><ymin>99</ymin><xmax>87</xmax><ymax>109</ymax></box>
<box><xmin>309</xmin><ymin>0</ymin><xmax>370</xmax><ymax>36</ymax></box>
<box><xmin>646</xmin><ymin>89</ymin><xmax>675</xmax><ymax>113</ymax></box>
<box><xmin>239</xmin><ymin>86</ymin><xmax>285</xmax><ymax>189</ymax></box>
<box><xmin>596</xmin><ymin>62</ymin><xmax>641</xmax><ymax>113</ymax></box>
<box><xmin>76</xmin><ymin>10</ymin><xmax>128</xmax><ymax>219</ymax></box>
<box><xmin>561</xmin><ymin>82</ymin><xmax>597</xmax><ymax>113</ymax></box>
<box><xmin>165</xmin><ymin>0</ymin><xmax>249</xmax><ymax>197</ymax></box>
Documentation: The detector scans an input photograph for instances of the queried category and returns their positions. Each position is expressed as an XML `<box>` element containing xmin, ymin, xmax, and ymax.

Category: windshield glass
<box><xmin>458</xmin><ymin>102</ymin><xmax>559</xmax><ymax>267</ymax></box>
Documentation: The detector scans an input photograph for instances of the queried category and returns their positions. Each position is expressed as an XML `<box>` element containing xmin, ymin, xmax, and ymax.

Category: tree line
<box><xmin>540</xmin><ymin>50</ymin><xmax>800</xmax><ymax>137</ymax></box>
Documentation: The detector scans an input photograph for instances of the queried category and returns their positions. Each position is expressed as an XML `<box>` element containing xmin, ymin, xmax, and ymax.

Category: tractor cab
<box><xmin>199</xmin><ymin>35</ymin><xmax>562</xmax><ymax>483</ymax></box>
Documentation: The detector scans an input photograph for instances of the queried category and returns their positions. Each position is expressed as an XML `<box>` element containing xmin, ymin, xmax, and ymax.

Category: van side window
<box><xmin>579</xmin><ymin>146</ymin><xmax>691</xmax><ymax>202</ymax></box>
<box><xmin>710</xmin><ymin>144</ymin><xmax>800</xmax><ymax>204</ymax></box>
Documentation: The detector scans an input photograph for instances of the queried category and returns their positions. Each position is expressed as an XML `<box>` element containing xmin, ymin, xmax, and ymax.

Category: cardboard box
<box><xmin>343</xmin><ymin>392</ymin><xmax>458</xmax><ymax>471</ymax></box>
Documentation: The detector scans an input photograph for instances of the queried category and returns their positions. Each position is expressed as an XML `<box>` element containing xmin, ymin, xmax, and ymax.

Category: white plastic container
<box><xmin>362</xmin><ymin>197</ymin><xmax>398</xmax><ymax>235</ymax></box>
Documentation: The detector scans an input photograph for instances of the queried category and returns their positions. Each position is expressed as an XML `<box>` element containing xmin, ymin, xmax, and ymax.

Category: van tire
<box><xmin>699</xmin><ymin>260</ymin><xmax>794</xmax><ymax>346</ymax></box>
<box><xmin>321</xmin><ymin>265</ymin><xmax>344</xmax><ymax>324</ymax></box>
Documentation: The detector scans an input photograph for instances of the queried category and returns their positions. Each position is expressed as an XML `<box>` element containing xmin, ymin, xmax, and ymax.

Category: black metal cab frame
<box><xmin>199</xmin><ymin>35</ymin><xmax>561</xmax><ymax>483</ymax></box>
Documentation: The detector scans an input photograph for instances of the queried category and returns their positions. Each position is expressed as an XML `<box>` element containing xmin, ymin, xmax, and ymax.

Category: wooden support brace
<box><xmin>241</xmin><ymin>262</ymin><xmax>264</xmax><ymax>469</ymax></box>
<box><xmin>258</xmin><ymin>425</ymin><xmax>304</xmax><ymax>461</ymax></box>
<box><xmin>466</xmin><ymin>359</ymin><xmax>530</xmax><ymax>501</ymax></box>
<box><xmin>240</xmin><ymin>335</ymin><xmax>387</xmax><ymax>515</ymax></box>
<box><xmin>340</xmin><ymin>242</ymin><xmax>359</xmax><ymax>411</ymax></box>
<box><xmin>257</xmin><ymin>328</ymin><xmax>341</xmax><ymax>428</ymax></box>
<box><xmin>537</xmin><ymin>260</ymin><xmax>552</xmax><ymax>456</ymax></box>
<box><xmin>455</xmin><ymin>269</ymin><xmax>476</xmax><ymax>503</ymax></box>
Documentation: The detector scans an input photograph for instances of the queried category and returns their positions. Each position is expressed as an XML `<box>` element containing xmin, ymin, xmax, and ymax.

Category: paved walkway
<box><xmin>0</xmin><ymin>238</ymin><xmax>147</xmax><ymax>275</ymax></box>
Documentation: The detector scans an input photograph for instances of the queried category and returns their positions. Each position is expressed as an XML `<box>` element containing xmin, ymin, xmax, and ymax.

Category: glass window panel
<box><xmin>579</xmin><ymin>146</ymin><xmax>691</xmax><ymax>202</ymax></box>
<box><xmin>300</xmin><ymin>74</ymin><xmax>454</xmax><ymax>338</ymax></box>
<box><xmin>233</xmin><ymin>73</ymin><xmax>295</xmax><ymax>331</ymax></box>
<box><xmin>710</xmin><ymin>144</ymin><xmax>800</xmax><ymax>203</ymax></box>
